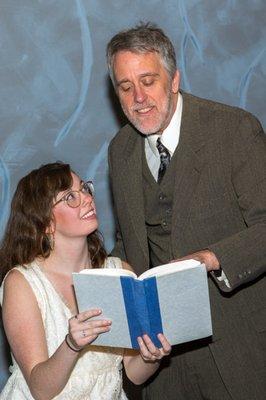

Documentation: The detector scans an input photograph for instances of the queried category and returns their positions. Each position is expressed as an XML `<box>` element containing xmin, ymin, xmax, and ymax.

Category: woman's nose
<box><xmin>81</xmin><ymin>191</ymin><xmax>93</xmax><ymax>205</ymax></box>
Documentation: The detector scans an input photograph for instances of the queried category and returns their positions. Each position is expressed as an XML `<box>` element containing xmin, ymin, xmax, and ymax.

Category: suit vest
<box><xmin>142</xmin><ymin>142</ymin><xmax>178</xmax><ymax>268</ymax></box>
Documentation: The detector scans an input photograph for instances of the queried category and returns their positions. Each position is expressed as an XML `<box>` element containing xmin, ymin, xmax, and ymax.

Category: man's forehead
<box><xmin>113</xmin><ymin>50</ymin><xmax>165</xmax><ymax>77</ymax></box>
<box><xmin>114</xmin><ymin>49</ymin><xmax>161</xmax><ymax>62</ymax></box>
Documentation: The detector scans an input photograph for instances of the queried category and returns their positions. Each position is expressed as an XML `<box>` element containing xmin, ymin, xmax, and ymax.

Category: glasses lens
<box><xmin>66</xmin><ymin>191</ymin><xmax>80</xmax><ymax>208</ymax></box>
<box><xmin>82</xmin><ymin>181</ymin><xmax>94</xmax><ymax>196</ymax></box>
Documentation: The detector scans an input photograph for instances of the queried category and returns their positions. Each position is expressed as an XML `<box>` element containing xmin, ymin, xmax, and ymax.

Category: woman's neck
<box><xmin>40</xmin><ymin>237</ymin><xmax>91</xmax><ymax>275</ymax></box>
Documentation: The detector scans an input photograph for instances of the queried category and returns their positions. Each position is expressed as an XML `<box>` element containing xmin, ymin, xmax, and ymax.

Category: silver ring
<box><xmin>82</xmin><ymin>330</ymin><xmax>87</xmax><ymax>338</ymax></box>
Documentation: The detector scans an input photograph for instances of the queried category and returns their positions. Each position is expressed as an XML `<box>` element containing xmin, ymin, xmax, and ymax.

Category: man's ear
<box><xmin>171</xmin><ymin>69</ymin><xmax>180</xmax><ymax>94</ymax></box>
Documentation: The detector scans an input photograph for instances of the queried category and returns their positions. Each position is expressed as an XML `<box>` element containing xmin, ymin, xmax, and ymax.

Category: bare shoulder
<box><xmin>2</xmin><ymin>268</ymin><xmax>38</xmax><ymax>312</ymax></box>
<box><xmin>3</xmin><ymin>268</ymin><xmax>32</xmax><ymax>294</ymax></box>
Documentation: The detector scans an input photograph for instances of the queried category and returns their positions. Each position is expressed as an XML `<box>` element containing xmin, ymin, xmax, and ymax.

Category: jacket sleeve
<box><xmin>209</xmin><ymin>113</ymin><xmax>266</xmax><ymax>292</ymax></box>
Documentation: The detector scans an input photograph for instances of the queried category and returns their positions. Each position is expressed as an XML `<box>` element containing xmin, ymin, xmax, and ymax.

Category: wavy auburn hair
<box><xmin>0</xmin><ymin>162</ymin><xmax>107</xmax><ymax>282</ymax></box>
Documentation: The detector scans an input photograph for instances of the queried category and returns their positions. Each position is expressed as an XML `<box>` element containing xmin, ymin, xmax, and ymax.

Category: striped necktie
<box><xmin>156</xmin><ymin>138</ymin><xmax>171</xmax><ymax>184</ymax></box>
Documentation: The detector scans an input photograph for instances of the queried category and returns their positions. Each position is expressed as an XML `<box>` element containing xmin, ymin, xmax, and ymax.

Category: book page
<box><xmin>138</xmin><ymin>259</ymin><xmax>202</xmax><ymax>280</ymax></box>
<box><xmin>76</xmin><ymin>268</ymin><xmax>137</xmax><ymax>278</ymax></box>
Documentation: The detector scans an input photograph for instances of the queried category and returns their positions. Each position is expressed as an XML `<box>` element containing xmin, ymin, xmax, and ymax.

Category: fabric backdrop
<box><xmin>0</xmin><ymin>0</ymin><xmax>265</xmax><ymax>389</ymax></box>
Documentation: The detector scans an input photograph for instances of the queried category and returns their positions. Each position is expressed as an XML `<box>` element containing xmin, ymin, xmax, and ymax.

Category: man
<box><xmin>106</xmin><ymin>23</ymin><xmax>266</xmax><ymax>400</ymax></box>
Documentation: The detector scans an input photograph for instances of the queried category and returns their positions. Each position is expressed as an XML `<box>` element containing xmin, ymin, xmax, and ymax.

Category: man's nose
<box><xmin>133</xmin><ymin>85</ymin><xmax>147</xmax><ymax>103</ymax></box>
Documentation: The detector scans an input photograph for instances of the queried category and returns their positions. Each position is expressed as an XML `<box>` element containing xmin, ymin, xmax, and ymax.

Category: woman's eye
<box><xmin>65</xmin><ymin>192</ymin><xmax>75</xmax><ymax>201</ymax></box>
<box><xmin>81</xmin><ymin>186</ymin><xmax>90</xmax><ymax>194</ymax></box>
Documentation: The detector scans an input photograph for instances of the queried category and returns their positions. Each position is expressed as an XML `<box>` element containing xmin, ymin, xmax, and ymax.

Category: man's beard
<box><xmin>122</xmin><ymin>91</ymin><xmax>174</xmax><ymax>135</ymax></box>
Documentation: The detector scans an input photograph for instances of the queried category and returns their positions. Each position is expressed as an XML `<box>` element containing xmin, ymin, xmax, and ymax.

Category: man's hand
<box><xmin>174</xmin><ymin>249</ymin><xmax>220</xmax><ymax>272</ymax></box>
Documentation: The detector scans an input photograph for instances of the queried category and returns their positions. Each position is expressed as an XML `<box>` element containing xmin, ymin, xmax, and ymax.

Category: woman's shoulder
<box><xmin>0</xmin><ymin>263</ymin><xmax>38</xmax><ymax>306</ymax></box>
<box><xmin>1</xmin><ymin>261</ymin><xmax>39</xmax><ymax>294</ymax></box>
<box><xmin>1</xmin><ymin>265</ymin><xmax>29</xmax><ymax>288</ymax></box>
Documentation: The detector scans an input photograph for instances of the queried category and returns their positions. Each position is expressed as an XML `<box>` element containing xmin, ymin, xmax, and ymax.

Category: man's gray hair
<box><xmin>106</xmin><ymin>22</ymin><xmax>177</xmax><ymax>84</ymax></box>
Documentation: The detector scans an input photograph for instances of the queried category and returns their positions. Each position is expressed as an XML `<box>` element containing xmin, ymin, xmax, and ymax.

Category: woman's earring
<box><xmin>48</xmin><ymin>232</ymin><xmax>55</xmax><ymax>251</ymax></box>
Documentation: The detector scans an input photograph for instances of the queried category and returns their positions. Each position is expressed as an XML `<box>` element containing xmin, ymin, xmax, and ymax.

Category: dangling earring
<box><xmin>41</xmin><ymin>233</ymin><xmax>54</xmax><ymax>257</ymax></box>
<box><xmin>48</xmin><ymin>232</ymin><xmax>55</xmax><ymax>251</ymax></box>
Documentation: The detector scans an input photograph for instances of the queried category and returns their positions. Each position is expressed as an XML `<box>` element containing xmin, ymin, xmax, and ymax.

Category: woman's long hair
<box><xmin>0</xmin><ymin>162</ymin><xmax>107</xmax><ymax>282</ymax></box>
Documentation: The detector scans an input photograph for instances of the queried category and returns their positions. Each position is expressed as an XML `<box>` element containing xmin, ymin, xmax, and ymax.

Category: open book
<box><xmin>72</xmin><ymin>259</ymin><xmax>212</xmax><ymax>349</ymax></box>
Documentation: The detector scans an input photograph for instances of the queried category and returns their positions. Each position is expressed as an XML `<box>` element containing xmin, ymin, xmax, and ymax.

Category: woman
<box><xmin>0</xmin><ymin>162</ymin><xmax>171</xmax><ymax>399</ymax></box>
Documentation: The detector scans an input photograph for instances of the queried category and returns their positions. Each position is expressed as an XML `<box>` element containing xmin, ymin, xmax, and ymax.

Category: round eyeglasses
<box><xmin>53</xmin><ymin>181</ymin><xmax>94</xmax><ymax>208</ymax></box>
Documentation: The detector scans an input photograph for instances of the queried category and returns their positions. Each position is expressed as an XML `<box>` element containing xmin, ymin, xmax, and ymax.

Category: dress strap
<box><xmin>104</xmin><ymin>257</ymin><xmax>123</xmax><ymax>270</ymax></box>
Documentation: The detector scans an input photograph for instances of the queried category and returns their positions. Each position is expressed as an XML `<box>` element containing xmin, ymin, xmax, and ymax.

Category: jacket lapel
<box><xmin>171</xmin><ymin>93</ymin><xmax>206</xmax><ymax>256</ymax></box>
<box><xmin>120</xmin><ymin>129</ymin><xmax>149</xmax><ymax>263</ymax></box>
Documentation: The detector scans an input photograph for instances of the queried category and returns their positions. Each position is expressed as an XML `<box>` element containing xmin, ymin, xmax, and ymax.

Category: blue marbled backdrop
<box><xmin>0</xmin><ymin>0</ymin><xmax>265</xmax><ymax>389</ymax></box>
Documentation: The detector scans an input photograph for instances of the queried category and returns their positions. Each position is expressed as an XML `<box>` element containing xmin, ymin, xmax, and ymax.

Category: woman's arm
<box><xmin>2</xmin><ymin>269</ymin><xmax>111</xmax><ymax>400</ymax></box>
<box><xmin>123</xmin><ymin>333</ymin><xmax>171</xmax><ymax>385</ymax></box>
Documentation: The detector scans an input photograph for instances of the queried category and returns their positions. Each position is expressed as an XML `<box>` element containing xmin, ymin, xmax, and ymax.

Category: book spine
<box><xmin>120</xmin><ymin>277</ymin><xmax>142</xmax><ymax>348</ymax></box>
<box><xmin>120</xmin><ymin>276</ymin><xmax>163</xmax><ymax>349</ymax></box>
<box><xmin>144</xmin><ymin>277</ymin><xmax>163</xmax><ymax>348</ymax></box>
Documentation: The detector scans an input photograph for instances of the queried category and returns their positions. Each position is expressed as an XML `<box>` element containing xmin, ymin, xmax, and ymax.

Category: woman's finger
<box><xmin>77</xmin><ymin>309</ymin><xmax>102</xmax><ymax>322</ymax></box>
<box><xmin>138</xmin><ymin>336</ymin><xmax>160</xmax><ymax>361</ymax></box>
<box><xmin>157</xmin><ymin>333</ymin><xmax>172</xmax><ymax>354</ymax></box>
<box><xmin>137</xmin><ymin>336</ymin><xmax>151</xmax><ymax>359</ymax></box>
<box><xmin>141</xmin><ymin>334</ymin><xmax>160</xmax><ymax>356</ymax></box>
<box><xmin>81</xmin><ymin>324</ymin><xmax>111</xmax><ymax>338</ymax></box>
<box><xmin>82</xmin><ymin>319</ymin><xmax>112</xmax><ymax>330</ymax></box>
<box><xmin>69</xmin><ymin>309</ymin><xmax>102</xmax><ymax>329</ymax></box>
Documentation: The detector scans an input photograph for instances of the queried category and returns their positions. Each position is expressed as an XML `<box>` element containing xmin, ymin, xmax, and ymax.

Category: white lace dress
<box><xmin>0</xmin><ymin>257</ymin><xmax>128</xmax><ymax>400</ymax></box>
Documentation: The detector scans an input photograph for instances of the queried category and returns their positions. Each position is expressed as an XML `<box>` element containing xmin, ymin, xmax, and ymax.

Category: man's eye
<box><xmin>142</xmin><ymin>78</ymin><xmax>154</xmax><ymax>86</ymax></box>
<box><xmin>120</xmin><ymin>84</ymin><xmax>131</xmax><ymax>92</ymax></box>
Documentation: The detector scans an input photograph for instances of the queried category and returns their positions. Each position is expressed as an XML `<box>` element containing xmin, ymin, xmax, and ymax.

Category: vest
<box><xmin>142</xmin><ymin>143</ymin><xmax>178</xmax><ymax>268</ymax></box>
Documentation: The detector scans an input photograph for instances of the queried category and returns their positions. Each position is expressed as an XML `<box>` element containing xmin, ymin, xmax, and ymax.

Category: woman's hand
<box><xmin>137</xmin><ymin>333</ymin><xmax>171</xmax><ymax>362</ymax></box>
<box><xmin>67</xmin><ymin>309</ymin><xmax>112</xmax><ymax>351</ymax></box>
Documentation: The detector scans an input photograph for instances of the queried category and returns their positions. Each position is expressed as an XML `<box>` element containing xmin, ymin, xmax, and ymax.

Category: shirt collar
<box><xmin>146</xmin><ymin>92</ymin><xmax>183</xmax><ymax>157</ymax></box>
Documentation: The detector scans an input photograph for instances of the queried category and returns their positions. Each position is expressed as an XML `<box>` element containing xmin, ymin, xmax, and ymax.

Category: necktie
<box><xmin>156</xmin><ymin>138</ymin><xmax>171</xmax><ymax>184</ymax></box>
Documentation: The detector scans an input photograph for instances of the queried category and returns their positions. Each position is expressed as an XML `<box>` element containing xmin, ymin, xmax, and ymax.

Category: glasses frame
<box><xmin>53</xmin><ymin>180</ymin><xmax>94</xmax><ymax>209</ymax></box>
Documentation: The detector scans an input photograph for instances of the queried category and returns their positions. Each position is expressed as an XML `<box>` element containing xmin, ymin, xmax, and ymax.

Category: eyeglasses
<box><xmin>53</xmin><ymin>181</ymin><xmax>94</xmax><ymax>208</ymax></box>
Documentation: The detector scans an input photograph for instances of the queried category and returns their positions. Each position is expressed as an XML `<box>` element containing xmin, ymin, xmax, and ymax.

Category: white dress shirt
<box><xmin>145</xmin><ymin>92</ymin><xmax>183</xmax><ymax>180</ymax></box>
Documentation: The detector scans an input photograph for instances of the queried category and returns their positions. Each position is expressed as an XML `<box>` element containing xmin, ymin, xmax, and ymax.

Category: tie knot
<box><xmin>156</xmin><ymin>138</ymin><xmax>169</xmax><ymax>157</ymax></box>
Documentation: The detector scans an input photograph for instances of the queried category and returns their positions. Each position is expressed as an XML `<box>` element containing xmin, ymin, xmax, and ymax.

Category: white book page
<box><xmin>75</xmin><ymin>268</ymin><xmax>137</xmax><ymax>278</ymax></box>
<box><xmin>138</xmin><ymin>259</ymin><xmax>203</xmax><ymax>280</ymax></box>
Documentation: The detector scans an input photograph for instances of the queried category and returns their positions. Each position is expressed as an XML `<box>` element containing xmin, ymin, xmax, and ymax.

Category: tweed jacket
<box><xmin>108</xmin><ymin>92</ymin><xmax>266</xmax><ymax>399</ymax></box>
